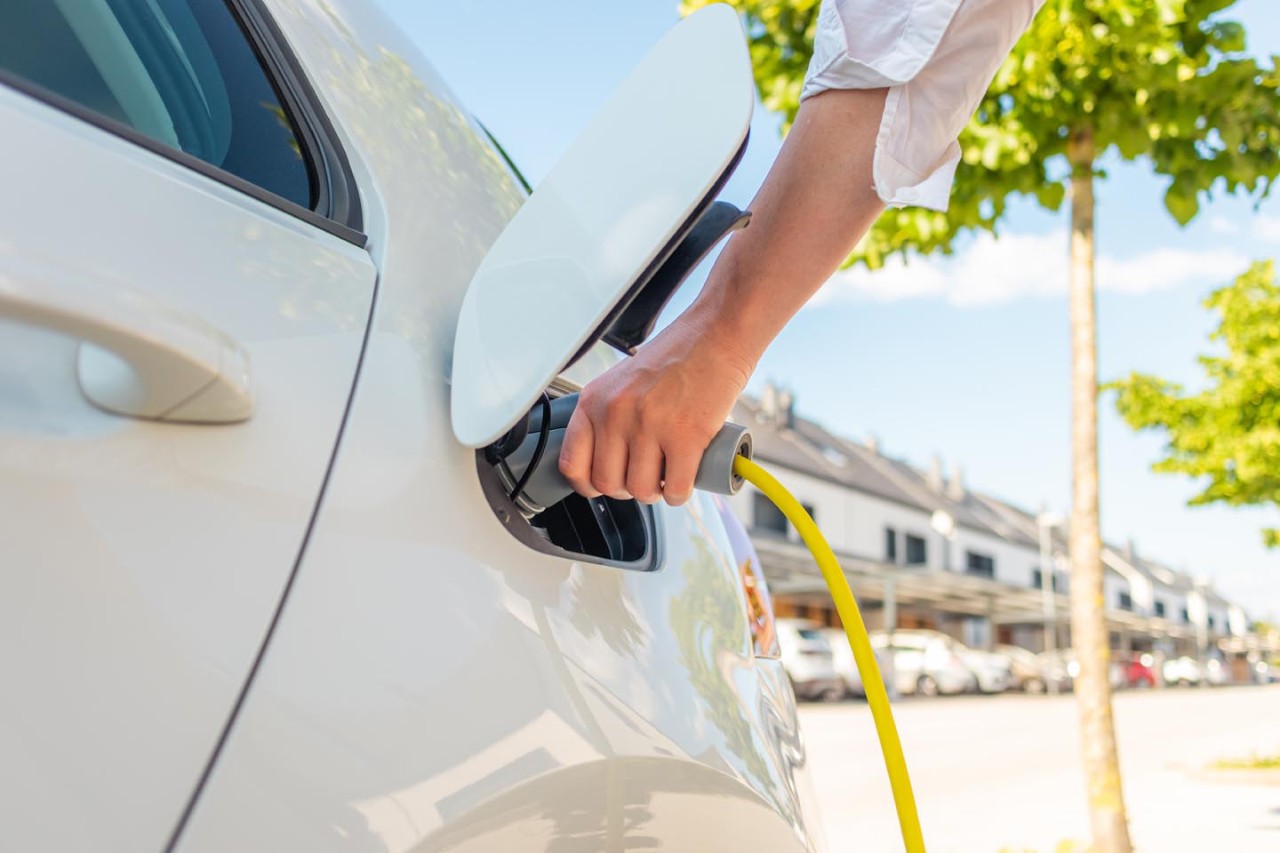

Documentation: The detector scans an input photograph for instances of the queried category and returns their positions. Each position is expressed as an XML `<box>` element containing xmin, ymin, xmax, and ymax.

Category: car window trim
<box><xmin>0</xmin><ymin>2</ymin><xmax>366</xmax><ymax>247</ymax></box>
<box><xmin>230</xmin><ymin>0</ymin><xmax>364</xmax><ymax>239</ymax></box>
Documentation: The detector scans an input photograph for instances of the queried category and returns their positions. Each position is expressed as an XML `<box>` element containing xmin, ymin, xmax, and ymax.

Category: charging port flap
<box><xmin>450</xmin><ymin>5</ymin><xmax>753</xmax><ymax>449</ymax></box>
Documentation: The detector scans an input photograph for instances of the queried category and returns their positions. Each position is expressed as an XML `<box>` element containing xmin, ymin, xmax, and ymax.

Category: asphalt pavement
<box><xmin>799</xmin><ymin>684</ymin><xmax>1280</xmax><ymax>852</ymax></box>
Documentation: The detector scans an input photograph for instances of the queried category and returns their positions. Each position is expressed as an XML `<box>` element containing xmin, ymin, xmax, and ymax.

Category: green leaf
<box><xmin>1164</xmin><ymin>181</ymin><xmax>1201</xmax><ymax>224</ymax></box>
<box><xmin>1036</xmin><ymin>180</ymin><xmax>1067</xmax><ymax>209</ymax></box>
<box><xmin>694</xmin><ymin>0</ymin><xmax>1280</xmax><ymax>265</ymax></box>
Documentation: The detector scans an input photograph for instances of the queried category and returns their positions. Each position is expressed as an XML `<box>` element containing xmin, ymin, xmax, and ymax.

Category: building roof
<box><xmin>736</xmin><ymin>387</ymin><xmax>1220</xmax><ymax>599</ymax></box>
<box><xmin>735</xmin><ymin>393</ymin><xmax>1039</xmax><ymax>548</ymax></box>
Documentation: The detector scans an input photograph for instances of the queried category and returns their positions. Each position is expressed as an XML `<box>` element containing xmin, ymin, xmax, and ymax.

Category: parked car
<box><xmin>1033</xmin><ymin>649</ymin><xmax>1159</xmax><ymax>690</ymax></box>
<box><xmin>996</xmin><ymin>644</ymin><xmax>1055</xmax><ymax>693</ymax></box>
<box><xmin>1112</xmin><ymin>652</ymin><xmax>1157</xmax><ymax>688</ymax></box>
<box><xmin>778</xmin><ymin>620</ymin><xmax>845</xmax><ymax>701</ymax></box>
<box><xmin>1164</xmin><ymin>655</ymin><xmax>1201</xmax><ymax>686</ymax></box>
<box><xmin>1254</xmin><ymin>660</ymin><xmax>1280</xmax><ymax>684</ymax></box>
<box><xmin>0</xmin><ymin>4</ymin><xmax>825</xmax><ymax>850</ymax></box>
<box><xmin>1204</xmin><ymin>656</ymin><xmax>1231</xmax><ymax>686</ymax></box>
<box><xmin>960</xmin><ymin>648</ymin><xmax>1014</xmax><ymax>694</ymax></box>
<box><xmin>1037</xmin><ymin>648</ymin><xmax>1080</xmax><ymax>691</ymax></box>
<box><xmin>870</xmin><ymin>629</ymin><xmax>979</xmax><ymax>697</ymax></box>
<box><xmin>824</xmin><ymin>627</ymin><xmax>891</xmax><ymax>698</ymax></box>
<box><xmin>1127</xmin><ymin>653</ymin><xmax>1158</xmax><ymax>688</ymax></box>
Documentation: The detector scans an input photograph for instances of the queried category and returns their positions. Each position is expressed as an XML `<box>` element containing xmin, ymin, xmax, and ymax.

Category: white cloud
<box><xmin>1097</xmin><ymin>246</ymin><xmax>1246</xmax><ymax>295</ymax></box>
<box><xmin>812</xmin><ymin>229</ymin><xmax>1247</xmax><ymax>307</ymax></box>
<box><xmin>1253</xmin><ymin>214</ymin><xmax>1280</xmax><ymax>242</ymax></box>
<box><xmin>1208</xmin><ymin>214</ymin><xmax>1238</xmax><ymax>235</ymax></box>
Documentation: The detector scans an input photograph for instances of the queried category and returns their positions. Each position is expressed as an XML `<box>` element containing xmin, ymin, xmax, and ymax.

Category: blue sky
<box><xmin>379</xmin><ymin>1</ymin><xmax>1280</xmax><ymax>618</ymax></box>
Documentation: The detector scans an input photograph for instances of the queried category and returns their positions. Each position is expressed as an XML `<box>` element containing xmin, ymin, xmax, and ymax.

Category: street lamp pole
<box><xmin>1038</xmin><ymin>510</ymin><xmax>1064</xmax><ymax>694</ymax></box>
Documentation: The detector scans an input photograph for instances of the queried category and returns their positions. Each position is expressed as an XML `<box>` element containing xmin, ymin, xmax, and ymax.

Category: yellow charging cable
<box><xmin>734</xmin><ymin>455</ymin><xmax>925</xmax><ymax>853</ymax></box>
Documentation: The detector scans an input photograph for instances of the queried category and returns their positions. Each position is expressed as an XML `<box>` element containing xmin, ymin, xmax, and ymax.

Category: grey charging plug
<box><xmin>494</xmin><ymin>393</ymin><xmax>753</xmax><ymax>516</ymax></box>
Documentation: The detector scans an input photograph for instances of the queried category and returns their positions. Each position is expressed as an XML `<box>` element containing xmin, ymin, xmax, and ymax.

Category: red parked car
<box><xmin>1113</xmin><ymin>653</ymin><xmax>1157</xmax><ymax>688</ymax></box>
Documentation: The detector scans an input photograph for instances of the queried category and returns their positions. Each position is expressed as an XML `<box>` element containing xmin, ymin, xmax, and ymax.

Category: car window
<box><xmin>1</xmin><ymin>0</ymin><xmax>313</xmax><ymax>207</ymax></box>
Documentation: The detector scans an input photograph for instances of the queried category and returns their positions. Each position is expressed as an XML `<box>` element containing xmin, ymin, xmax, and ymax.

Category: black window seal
<box><xmin>229</xmin><ymin>0</ymin><xmax>364</xmax><ymax>240</ymax></box>
<box><xmin>0</xmin><ymin>2</ymin><xmax>366</xmax><ymax>248</ymax></box>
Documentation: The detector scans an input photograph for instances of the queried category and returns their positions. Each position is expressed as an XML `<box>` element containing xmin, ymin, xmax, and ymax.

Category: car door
<box><xmin>0</xmin><ymin>2</ymin><xmax>375</xmax><ymax>850</ymax></box>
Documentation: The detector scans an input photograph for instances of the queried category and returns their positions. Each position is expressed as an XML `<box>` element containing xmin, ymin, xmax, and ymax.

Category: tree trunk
<box><xmin>1068</xmin><ymin>125</ymin><xmax>1133</xmax><ymax>852</ymax></box>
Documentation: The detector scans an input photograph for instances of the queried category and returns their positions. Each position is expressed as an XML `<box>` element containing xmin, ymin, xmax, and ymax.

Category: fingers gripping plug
<box><xmin>490</xmin><ymin>392</ymin><xmax>752</xmax><ymax>516</ymax></box>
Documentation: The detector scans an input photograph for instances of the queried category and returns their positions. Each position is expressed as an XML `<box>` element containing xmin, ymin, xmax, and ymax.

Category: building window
<box><xmin>1154</xmin><ymin>600</ymin><xmax>1166</xmax><ymax>618</ymax></box>
<box><xmin>965</xmin><ymin>551</ymin><xmax>995</xmax><ymax>578</ymax></box>
<box><xmin>1181</xmin><ymin>608</ymin><xmax>1190</xmax><ymax>624</ymax></box>
<box><xmin>752</xmin><ymin>492</ymin><xmax>787</xmax><ymax>535</ymax></box>
<box><xmin>1208</xmin><ymin>615</ymin><xmax>1216</xmax><ymax>631</ymax></box>
<box><xmin>905</xmin><ymin>534</ymin><xmax>927</xmax><ymax>566</ymax></box>
<box><xmin>1034</xmin><ymin>569</ymin><xmax>1063</xmax><ymax>591</ymax></box>
<box><xmin>885</xmin><ymin>527</ymin><xmax>898</xmax><ymax>563</ymax></box>
<box><xmin>1118</xmin><ymin>591</ymin><xmax>1133</xmax><ymax>611</ymax></box>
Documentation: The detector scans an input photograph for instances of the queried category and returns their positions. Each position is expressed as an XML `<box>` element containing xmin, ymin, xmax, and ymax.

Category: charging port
<box><xmin>476</xmin><ymin>395</ymin><xmax>658</xmax><ymax>570</ymax></box>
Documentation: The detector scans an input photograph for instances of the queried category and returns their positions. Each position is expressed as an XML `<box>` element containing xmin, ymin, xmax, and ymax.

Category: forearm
<box><xmin>562</xmin><ymin>0</ymin><xmax>1043</xmax><ymax>505</ymax></box>
<box><xmin>680</xmin><ymin>87</ymin><xmax>889</xmax><ymax>367</ymax></box>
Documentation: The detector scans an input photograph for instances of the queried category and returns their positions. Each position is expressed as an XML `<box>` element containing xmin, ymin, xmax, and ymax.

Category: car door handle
<box><xmin>0</xmin><ymin>256</ymin><xmax>252</xmax><ymax>423</ymax></box>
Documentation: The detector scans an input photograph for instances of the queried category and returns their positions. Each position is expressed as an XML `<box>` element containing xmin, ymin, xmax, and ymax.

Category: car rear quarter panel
<box><xmin>177</xmin><ymin>1</ymin><xmax>820</xmax><ymax>850</ymax></box>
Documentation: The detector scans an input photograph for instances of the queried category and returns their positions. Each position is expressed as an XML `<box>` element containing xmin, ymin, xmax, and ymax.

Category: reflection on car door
<box><xmin>0</xmin><ymin>3</ymin><xmax>375</xmax><ymax>849</ymax></box>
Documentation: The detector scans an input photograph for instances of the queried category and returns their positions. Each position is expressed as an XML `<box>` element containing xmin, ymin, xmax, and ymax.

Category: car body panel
<box><xmin>0</xmin><ymin>80</ymin><xmax>375</xmax><ymax>850</ymax></box>
<box><xmin>174</xmin><ymin>1</ymin><xmax>822</xmax><ymax>850</ymax></box>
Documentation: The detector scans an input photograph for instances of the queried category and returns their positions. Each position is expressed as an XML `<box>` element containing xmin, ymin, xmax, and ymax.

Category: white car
<box><xmin>1164</xmin><ymin>655</ymin><xmax>1230</xmax><ymax>687</ymax></box>
<box><xmin>959</xmin><ymin>648</ymin><xmax>1013</xmax><ymax>695</ymax></box>
<box><xmin>1164</xmin><ymin>655</ymin><xmax>1204</xmax><ymax>686</ymax></box>
<box><xmin>824</xmin><ymin>627</ymin><xmax>891</xmax><ymax>698</ymax></box>
<box><xmin>870</xmin><ymin>630</ymin><xmax>979</xmax><ymax>697</ymax></box>
<box><xmin>776</xmin><ymin>619</ymin><xmax>844</xmax><ymax>701</ymax></box>
<box><xmin>1204</xmin><ymin>657</ymin><xmax>1231</xmax><ymax>686</ymax></box>
<box><xmin>0</xmin><ymin>3</ymin><xmax>826</xmax><ymax>851</ymax></box>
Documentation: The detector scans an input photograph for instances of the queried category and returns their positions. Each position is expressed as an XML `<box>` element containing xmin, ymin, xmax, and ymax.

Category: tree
<box><xmin>1111</xmin><ymin>261</ymin><xmax>1280</xmax><ymax>546</ymax></box>
<box><xmin>680</xmin><ymin>1</ymin><xmax>1280</xmax><ymax>849</ymax></box>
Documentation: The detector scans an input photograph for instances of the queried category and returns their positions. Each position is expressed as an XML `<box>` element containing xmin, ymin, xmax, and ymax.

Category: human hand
<box><xmin>558</xmin><ymin>312</ymin><xmax>755</xmax><ymax>506</ymax></box>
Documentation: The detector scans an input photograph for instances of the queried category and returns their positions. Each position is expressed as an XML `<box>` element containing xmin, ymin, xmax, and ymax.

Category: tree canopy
<box><xmin>1111</xmin><ymin>260</ymin><xmax>1280</xmax><ymax>547</ymax></box>
<box><xmin>679</xmin><ymin>0</ymin><xmax>1280</xmax><ymax>266</ymax></box>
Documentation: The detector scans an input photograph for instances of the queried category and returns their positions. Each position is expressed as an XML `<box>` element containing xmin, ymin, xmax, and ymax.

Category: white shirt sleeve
<box><xmin>803</xmin><ymin>0</ymin><xmax>1043</xmax><ymax>211</ymax></box>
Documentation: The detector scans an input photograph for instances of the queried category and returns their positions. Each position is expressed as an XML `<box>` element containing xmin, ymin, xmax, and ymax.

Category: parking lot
<box><xmin>800</xmin><ymin>685</ymin><xmax>1280</xmax><ymax>851</ymax></box>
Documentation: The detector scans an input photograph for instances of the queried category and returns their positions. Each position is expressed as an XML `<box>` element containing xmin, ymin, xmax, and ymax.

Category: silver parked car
<box><xmin>1037</xmin><ymin>648</ymin><xmax>1081</xmax><ymax>691</ymax></box>
<box><xmin>1164</xmin><ymin>654</ymin><xmax>1230</xmax><ymax>686</ymax></box>
<box><xmin>824</xmin><ymin>627</ymin><xmax>891</xmax><ymax>698</ymax></box>
<box><xmin>777</xmin><ymin>619</ymin><xmax>845</xmax><ymax>702</ymax></box>
<box><xmin>870</xmin><ymin>629</ymin><xmax>979</xmax><ymax>697</ymax></box>
<box><xmin>995</xmin><ymin>644</ymin><xmax>1056</xmax><ymax>693</ymax></box>
<box><xmin>0</xmin><ymin>3</ymin><xmax>826</xmax><ymax>850</ymax></box>
<box><xmin>959</xmin><ymin>647</ymin><xmax>1013</xmax><ymax>694</ymax></box>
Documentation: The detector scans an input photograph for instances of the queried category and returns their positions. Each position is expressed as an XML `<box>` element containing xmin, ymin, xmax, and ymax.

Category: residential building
<box><xmin>727</xmin><ymin>386</ymin><xmax>1261</xmax><ymax>680</ymax></box>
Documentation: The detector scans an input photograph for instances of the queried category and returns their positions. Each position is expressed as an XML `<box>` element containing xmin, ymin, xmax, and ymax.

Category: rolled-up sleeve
<box><xmin>803</xmin><ymin>0</ymin><xmax>1043</xmax><ymax>211</ymax></box>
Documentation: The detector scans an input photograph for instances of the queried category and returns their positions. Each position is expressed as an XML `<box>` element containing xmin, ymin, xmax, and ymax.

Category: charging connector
<box><xmin>490</xmin><ymin>392</ymin><xmax>753</xmax><ymax>516</ymax></box>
